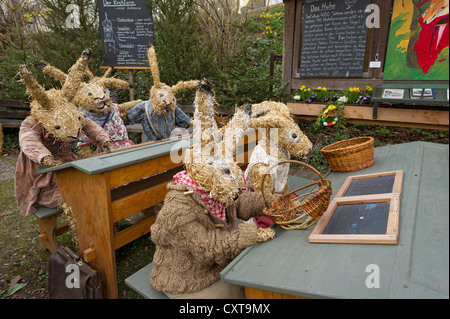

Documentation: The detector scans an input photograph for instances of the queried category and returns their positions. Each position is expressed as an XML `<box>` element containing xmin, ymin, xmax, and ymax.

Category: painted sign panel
<box><xmin>384</xmin><ymin>0</ymin><xmax>449</xmax><ymax>80</ymax></box>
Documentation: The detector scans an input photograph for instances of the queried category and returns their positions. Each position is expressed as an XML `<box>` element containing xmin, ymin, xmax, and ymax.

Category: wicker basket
<box><xmin>261</xmin><ymin>160</ymin><xmax>332</xmax><ymax>230</ymax></box>
<box><xmin>320</xmin><ymin>137</ymin><xmax>374</xmax><ymax>172</ymax></box>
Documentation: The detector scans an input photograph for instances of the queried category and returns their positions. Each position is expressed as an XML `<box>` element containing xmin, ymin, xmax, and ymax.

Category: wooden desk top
<box><xmin>221</xmin><ymin>142</ymin><xmax>449</xmax><ymax>299</ymax></box>
<box><xmin>38</xmin><ymin>136</ymin><xmax>192</xmax><ymax>175</ymax></box>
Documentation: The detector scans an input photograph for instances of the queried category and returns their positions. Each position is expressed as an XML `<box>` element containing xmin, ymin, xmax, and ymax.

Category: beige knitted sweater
<box><xmin>150</xmin><ymin>182</ymin><xmax>266</xmax><ymax>294</ymax></box>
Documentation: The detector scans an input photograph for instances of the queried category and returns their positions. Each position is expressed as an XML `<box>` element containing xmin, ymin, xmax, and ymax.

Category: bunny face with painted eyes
<box><xmin>150</xmin><ymin>84</ymin><xmax>177</xmax><ymax>115</ymax></box>
<box><xmin>20</xmin><ymin>49</ymin><xmax>93</xmax><ymax>142</ymax></box>
<box><xmin>76</xmin><ymin>83</ymin><xmax>112</xmax><ymax>114</ymax></box>
<box><xmin>249</xmin><ymin>101</ymin><xmax>312</xmax><ymax>159</ymax></box>
<box><xmin>30</xmin><ymin>89</ymin><xmax>85</xmax><ymax>142</ymax></box>
<box><xmin>34</xmin><ymin>61</ymin><xmax>139</xmax><ymax>116</ymax></box>
<box><xmin>275</xmin><ymin>118</ymin><xmax>312</xmax><ymax>158</ymax></box>
<box><xmin>185</xmin><ymin>150</ymin><xmax>246</xmax><ymax>207</ymax></box>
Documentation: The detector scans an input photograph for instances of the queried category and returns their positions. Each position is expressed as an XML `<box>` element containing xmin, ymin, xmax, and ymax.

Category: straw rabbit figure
<box><xmin>242</xmin><ymin>101</ymin><xmax>313</xmax><ymax>227</ymax></box>
<box><xmin>126</xmin><ymin>46</ymin><xmax>198</xmax><ymax>142</ymax></box>
<box><xmin>15</xmin><ymin>49</ymin><xmax>111</xmax><ymax>244</ymax></box>
<box><xmin>149</xmin><ymin>80</ymin><xmax>275</xmax><ymax>298</ymax></box>
<box><xmin>35</xmin><ymin>61</ymin><xmax>141</xmax><ymax>157</ymax></box>
<box><xmin>245</xmin><ymin>101</ymin><xmax>313</xmax><ymax>194</ymax></box>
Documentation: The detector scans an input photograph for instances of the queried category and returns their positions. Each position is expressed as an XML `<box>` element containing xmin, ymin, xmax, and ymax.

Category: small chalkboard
<box><xmin>299</xmin><ymin>0</ymin><xmax>371</xmax><ymax>78</ymax></box>
<box><xmin>343</xmin><ymin>175</ymin><xmax>395</xmax><ymax>197</ymax></box>
<box><xmin>309</xmin><ymin>171</ymin><xmax>403</xmax><ymax>244</ymax></box>
<box><xmin>323</xmin><ymin>202</ymin><xmax>390</xmax><ymax>235</ymax></box>
<box><xmin>97</xmin><ymin>0</ymin><xmax>154</xmax><ymax>68</ymax></box>
<box><xmin>335</xmin><ymin>171</ymin><xmax>403</xmax><ymax>198</ymax></box>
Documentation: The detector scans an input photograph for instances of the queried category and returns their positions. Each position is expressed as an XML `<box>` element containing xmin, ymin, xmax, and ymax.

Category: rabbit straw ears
<box><xmin>19</xmin><ymin>49</ymin><xmax>92</xmax><ymax>142</ymax></box>
<box><xmin>35</xmin><ymin>60</ymin><xmax>130</xmax><ymax>113</ymax></box>
<box><xmin>147</xmin><ymin>46</ymin><xmax>198</xmax><ymax>116</ymax></box>
<box><xmin>185</xmin><ymin>79</ymin><xmax>248</xmax><ymax>207</ymax></box>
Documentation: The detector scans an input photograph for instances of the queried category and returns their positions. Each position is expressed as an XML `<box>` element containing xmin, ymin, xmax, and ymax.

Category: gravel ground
<box><xmin>0</xmin><ymin>154</ymin><xmax>17</xmax><ymax>181</ymax></box>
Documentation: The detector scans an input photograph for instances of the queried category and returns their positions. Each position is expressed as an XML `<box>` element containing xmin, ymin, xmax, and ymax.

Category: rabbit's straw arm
<box><xmin>119</xmin><ymin>99</ymin><xmax>142</xmax><ymax>119</ymax></box>
<box><xmin>171</xmin><ymin>80</ymin><xmax>199</xmax><ymax>93</ymax></box>
<box><xmin>36</xmin><ymin>61</ymin><xmax>68</xmax><ymax>83</ymax></box>
<box><xmin>61</xmin><ymin>48</ymin><xmax>92</xmax><ymax>102</ymax></box>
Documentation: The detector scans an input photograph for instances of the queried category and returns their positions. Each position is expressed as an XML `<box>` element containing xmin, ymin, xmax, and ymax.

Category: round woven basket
<box><xmin>261</xmin><ymin>160</ymin><xmax>332</xmax><ymax>230</ymax></box>
<box><xmin>320</xmin><ymin>136</ymin><xmax>374</xmax><ymax>172</ymax></box>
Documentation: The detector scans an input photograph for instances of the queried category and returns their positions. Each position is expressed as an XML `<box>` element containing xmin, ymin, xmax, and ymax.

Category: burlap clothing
<box><xmin>150</xmin><ymin>182</ymin><xmax>267</xmax><ymax>294</ymax></box>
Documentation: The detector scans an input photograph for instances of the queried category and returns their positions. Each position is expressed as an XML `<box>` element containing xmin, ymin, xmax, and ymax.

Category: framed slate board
<box><xmin>335</xmin><ymin>171</ymin><xmax>404</xmax><ymax>198</ymax></box>
<box><xmin>97</xmin><ymin>0</ymin><xmax>154</xmax><ymax>68</ymax></box>
<box><xmin>309</xmin><ymin>171</ymin><xmax>403</xmax><ymax>244</ymax></box>
<box><xmin>299</xmin><ymin>0</ymin><xmax>371</xmax><ymax>78</ymax></box>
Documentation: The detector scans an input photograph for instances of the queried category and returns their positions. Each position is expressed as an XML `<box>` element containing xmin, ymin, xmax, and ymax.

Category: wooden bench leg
<box><xmin>35</xmin><ymin>215</ymin><xmax>58</xmax><ymax>253</ymax></box>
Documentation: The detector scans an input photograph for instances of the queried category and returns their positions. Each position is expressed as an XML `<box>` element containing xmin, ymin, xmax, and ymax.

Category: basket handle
<box><xmin>260</xmin><ymin>160</ymin><xmax>327</xmax><ymax>208</ymax></box>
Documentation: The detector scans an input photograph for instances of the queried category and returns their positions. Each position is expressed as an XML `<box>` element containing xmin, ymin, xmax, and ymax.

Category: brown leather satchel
<box><xmin>49</xmin><ymin>245</ymin><xmax>103</xmax><ymax>299</ymax></box>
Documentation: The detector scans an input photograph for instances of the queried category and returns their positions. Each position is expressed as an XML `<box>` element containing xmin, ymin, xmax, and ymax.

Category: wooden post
<box><xmin>269</xmin><ymin>52</ymin><xmax>275</xmax><ymax>93</ymax></box>
<box><xmin>128</xmin><ymin>69</ymin><xmax>135</xmax><ymax>101</ymax></box>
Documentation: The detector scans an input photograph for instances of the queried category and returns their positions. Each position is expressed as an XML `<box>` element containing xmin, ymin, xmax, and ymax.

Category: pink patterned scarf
<box><xmin>173</xmin><ymin>170</ymin><xmax>227</xmax><ymax>221</ymax></box>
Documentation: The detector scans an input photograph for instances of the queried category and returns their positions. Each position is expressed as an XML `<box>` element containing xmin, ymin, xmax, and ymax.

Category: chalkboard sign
<box><xmin>97</xmin><ymin>0</ymin><xmax>154</xmax><ymax>68</ymax></box>
<box><xmin>299</xmin><ymin>0</ymin><xmax>371</xmax><ymax>78</ymax></box>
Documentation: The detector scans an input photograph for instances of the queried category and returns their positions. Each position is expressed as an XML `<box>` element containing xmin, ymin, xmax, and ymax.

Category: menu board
<box><xmin>299</xmin><ymin>0</ymin><xmax>371</xmax><ymax>78</ymax></box>
<box><xmin>97</xmin><ymin>0</ymin><xmax>154</xmax><ymax>68</ymax></box>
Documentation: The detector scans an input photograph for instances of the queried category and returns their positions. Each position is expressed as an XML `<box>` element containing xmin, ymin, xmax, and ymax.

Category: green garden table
<box><xmin>221</xmin><ymin>142</ymin><xmax>449</xmax><ymax>299</ymax></box>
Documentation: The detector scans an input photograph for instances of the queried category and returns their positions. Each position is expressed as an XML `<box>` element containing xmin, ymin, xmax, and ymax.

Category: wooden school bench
<box><xmin>38</xmin><ymin>132</ymin><xmax>258</xmax><ymax>299</ymax></box>
<box><xmin>33</xmin><ymin>206</ymin><xmax>70</xmax><ymax>253</ymax></box>
<box><xmin>0</xmin><ymin>99</ymin><xmax>30</xmax><ymax>130</ymax></box>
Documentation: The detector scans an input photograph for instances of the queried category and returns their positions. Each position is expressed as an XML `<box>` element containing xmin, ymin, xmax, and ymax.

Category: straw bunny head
<box><xmin>19</xmin><ymin>49</ymin><xmax>92</xmax><ymax>142</ymax></box>
<box><xmin>147</xmin><ymin>46</ymin><xmax>198</xmax><ymax>116</ymax></box>
<box><xmin>75</xmin><ymin>66</ymin><xmax>130</xmax><ymax>114</ymax></box>
<box><xmin>185</xmin><ymin>79</ymin><xmax>246</xmax><ymax>206</ymax></box>
<box><xmin>249</xmin><ymin>101</ymin><xmax>313</xmax><ymax>158</ymax></box>
<box><xmin>34</xmin><ymin>61</ymin><xmax>130</xmax><ymax>115</ymax></box>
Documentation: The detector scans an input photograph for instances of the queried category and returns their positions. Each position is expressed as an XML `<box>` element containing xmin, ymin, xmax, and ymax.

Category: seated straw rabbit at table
<box><xmin>149</xmin><ymin>80</ymin><xmax>276</xmax><ymax>299</ymax></box>
<box><xmin>244</xmin><ymin>101</ymin><xmax>313</xmax><ymax>228</ymax></box>
<box><xmin>127</xmin><ymin>46</ymin><xmax>198</xmax><ymax>142</ymax></box>
<box><xmin>15</xmin><ymin>49</ymin><xmax>111</xmax><ymax>220</ymax></box>
<box><xmin>34</xmin><ymin>61</ymin><xmax>141</xmax><ymax>158</ymax></box>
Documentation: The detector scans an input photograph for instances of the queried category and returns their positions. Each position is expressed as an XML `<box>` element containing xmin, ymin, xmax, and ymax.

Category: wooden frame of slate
<box><xmin>309</xmin><ymin>170</ymin><xmax>403</xmax><ymax>245</ymax></box>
